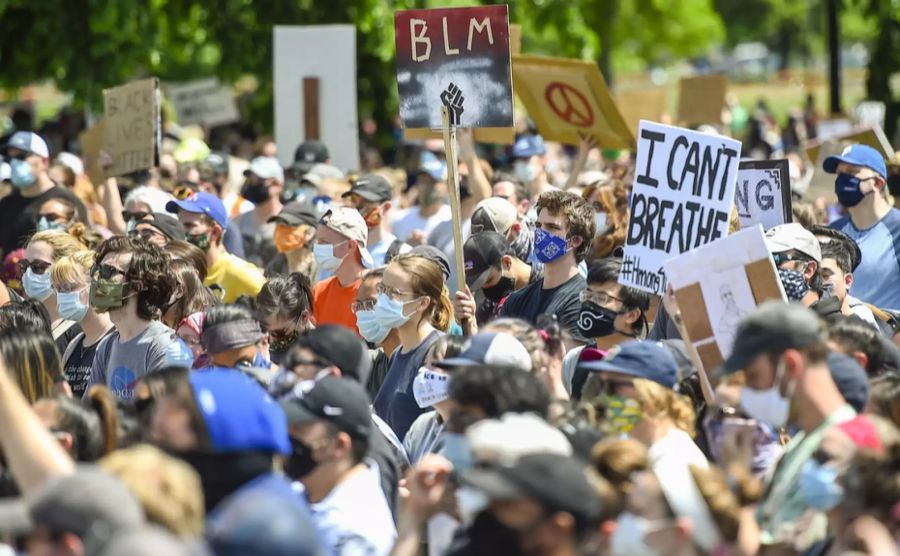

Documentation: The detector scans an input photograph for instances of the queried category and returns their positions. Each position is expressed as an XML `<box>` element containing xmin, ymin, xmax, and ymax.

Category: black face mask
<box><xmin>465</xmin><ymin>510</ymin><xmax>526</xmax><ymax>556</ymax></box>
<box><xmin>482</xmin><ymin>275</ymin><xmax>515</xmax><ymax>304</ymax></box>
<box><xmin>170</xmin><ymin>450</ymin><xmax>274</xmax><ymax>512</ymax></box>
<box><xmin>284</xmin><ymin>437</ymin><xmax>319</xmax><ymax>479</ymax></box>
<box><xmin>577</xmin><ymin>301</ymin><xmax>618</xmax><ymax>338</ymax></box>
<box><xmin>888</xmin><ymin>174</ymin><xmax>900</xmax><ymax>197</ymax></box>
<box><xmin>241</xmin><ymin>181</ymin><xmax>270</xmax><ymax>204</ymax></box>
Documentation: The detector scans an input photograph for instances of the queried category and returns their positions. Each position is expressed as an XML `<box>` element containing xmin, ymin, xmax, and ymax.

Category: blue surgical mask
<box><xmin>372</xmin><ymin>292</ymin><xmax>417</xmax><ymax>330</ymax></box>
<box><xmin>442</xmin><ymin>433</ymin><xmax>474</xmax><ymax>473</ymax></box>
<box><xmin>56</xmin><ymin>289</ymin><xmax>88</xmax><ymax>321</ymax></box>
<box><xmin>313</xmin><ymin>242</ymin><xmax>344</xmax><ymax>272</ymax></box>
<box><xmin>533</xmin><ymin>227</ymin><xmax>570</xmax><ymax>263</ymax></box>
<box><xmin>23</xmin><ymin>267</ymin><xmax>53</xmax><ymax>301</ymax></box>
<box><xmin>9</xmin><ymin>159</ymin><xmax>36</xmax><ymax>188</ymax></box>
<box><xmin>37</xmin><ymin>217</ymin><xmax>65</xmax><ymax>233</ymax></box>
<box><xmin>356</xmin><ymin>308</ymin><xmax>390</xmax><ymax>345</ymax></box>
<box><xmin>799</xmin><ymin>459</ymin><xmax>844</xmax><ymax>511</ymax></box>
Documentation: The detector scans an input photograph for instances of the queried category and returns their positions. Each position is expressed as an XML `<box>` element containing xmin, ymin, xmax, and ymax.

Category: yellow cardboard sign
<box><xmin>615</xmin><ymin>88</ymin><xmax>668</xmax><ymax>136</ymax></box>
<box><xmin>805</xmin><ymin>125</ymin><xmax>893</xmax><ymax>166</ymax></box>
<box><xmin>676</xmin><ymin>74</ymin><xmax>728</xmax><ymax>126</ymax></box>
<box><xmin>78</xmin><ymin>119</ymin><xmax>105</xmax><ymax>187</ymax></box>
<box><xmin>103</xmin><ymin>78</ymin><xmax>159</xmax><ymax>176</ymax></box>
<box><xmin>511</xmin><ymin>55</ymin><xmax>634</xmax><ymax>148</ymax></box>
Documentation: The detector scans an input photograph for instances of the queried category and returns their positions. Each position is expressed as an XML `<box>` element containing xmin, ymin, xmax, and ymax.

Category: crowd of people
<box><xmin>0</xmin><ymin>99</ymin><xmax>896</xmax><ymax>556</ymax></box>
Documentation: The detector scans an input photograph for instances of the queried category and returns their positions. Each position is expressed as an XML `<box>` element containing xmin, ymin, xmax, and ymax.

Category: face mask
<box><xmin>413</xmin><ymin>367</ymin><xmax>451</xmax><ymax>408</ymax></box>
<box><xmin>57</xmin><ymin>289</ymin><xmax>88</xmax><ymax>321</ymax></box>
<box><xmin>313</xmin><ymin>242</ymin><xmax>345</xmax><ymax>272</ymax></box>
<box><xmin>170</xmin><ymin>450</ymin><xmax>273</xmax><ymax>512</ymax></box>
<box><xmin>611</xmin><ymin>512</ymin><xmax>662</xmax><ymax>556</ymax></box>
<box><xmin>513</xmin><ymin>159</ymin><xmax>537</xmax><ymax>183</ymax></box>
<box><xmin>269</xmin><ymin>331</ymin><xmax>299</xmax><ymax>354</ymax></box>
<box><xmin>455</xmin><ymin>487</ymin><xmax>490</xmax><ymax>527</ymax></box>
<box><xmin>9</xmin><ymin>159</ymin><xmax>36</xmax><ymax>188</ymax></box>
<box><xmin>577</xmin><ymin>301</ymin><xmax>618</xmax><ymax>338</ymax></box>
<box><xmin>36</xmin><ymin>217</ymin><xmax>65</xmax><ymax>233</ymax></box>
<box><xmin>482</xmin><ymin>274</ymin><xmax>515</xmax><ymax>304</ymax></box>
<box><xmin>372</xmin><ymin>292</ymin><xmax>417</xmax><ymax>330</ymax></box>
<box><xmin>362</xmin><ymin>207</ymin><xmax>382</xmax><ymax>228</ymax></box>
<box><xmin>90</xmin><ymin>278</ymin><xmax>130</xmax><ymax>312</ymax></box>
<box><xmin>241</xmin><ymin>181</ymin><xmax>270</xmax><ymax>204</ymax></box>
<box><xmin>740</xmin><ymin>358</ymin><xmax>794</xmax><ymax>428</ymax></box>
<box><xmin>417</xmin><ymin>183</ymin><xmax>441</xmax><ymax>206</ymax></box>
<box><xmin>125</xmin><ymin>219</ymin><xmax>138</xmax><ymax>233</ymax></box>
<box><xmin>467</xmin><ymin>510</ymin><xmax>526</xmax><ymax>556</ymax></box>
<box><xmin>284</xmin><ymin>437</ymin><xmax>319</xmax><ymax>479</ymax></box>
<box><xmin>533</xmin><ymin>227</ymin><xmax>570</xmax><ymax>263</ymax></box>
<box><xmin>595</xmin><ymin>212</ymin><xmax>609</xmax><ymax>236</ymax></box>
<box><xmin>23</xmin><ymin>267</ymin><xmax>53</xmax><ymax>301</ymax></box>
<box><xmin>600</xmin><ymin>394</ymin><xmax>643</xmax><ymax>436</ymax></box>
<box><xmin>778</xmin><ymin>267</ymin><xmax>810</xmax><ymax>302</ymax></box>
<box><xmin>442</xmin><ymin>432</ymin><xmax>474</xmax><ymax>473</ymax></box>
<box><xmin>834</xmin><ymin>173</ymin><xmax>873</xmax><ymax>208</ymax></box>
<box><xmin>799</xmin><ymin>459</ymin><xmax>844</xmax><ymax>511</ymax></box>
<box><xmin>509</xmin><ymin>225</ymin><xmax>532</xmax><ymax>262</ymax></box>
<box><xmin>186</xmin><ymin>232</ymin><xmax>211</xmax><ymax>252</ymax></box>
<box><xmin>273</xmin><ymin>224</ymin><xmax>307</xmax><ymax>254</ymax></box>
<box><xmin>356</xmin><ymin>309</ymin><xmax>391</xmax><ymax>345</ymax></box>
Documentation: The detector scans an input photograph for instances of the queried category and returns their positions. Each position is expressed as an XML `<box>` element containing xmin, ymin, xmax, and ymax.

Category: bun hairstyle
<box><xmin>392</xmin><ymin>254</ymin><xmax>452</xmax><ymax>331</ymax></box>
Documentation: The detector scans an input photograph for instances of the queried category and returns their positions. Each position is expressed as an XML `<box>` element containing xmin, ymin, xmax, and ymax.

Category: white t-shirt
<box><xmin>390</xmin><ymin>205</ymin><xmax>452</xmax><ymax>243</ymax></box>
<box><xmin>647</xmin><ymin>427</ymin><xmax>708</xmax><ymax>470</ymax></box>
<box><xmin>308</xmin><ymin>462</ymin><xmax>396</xmax><ymax>556</ymax></box>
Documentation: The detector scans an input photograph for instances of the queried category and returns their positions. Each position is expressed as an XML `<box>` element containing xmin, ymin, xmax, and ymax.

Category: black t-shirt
<box><xmin>475</xmin><ymin>264</ymin><xmax>542</xmax><ymax>326</ymax></box>
<box><xmin>499</xmin><ymin>272</ymin><xmax>588</xmax><ymax>343</ymax></box>
<box><xmin>54</xmin><ymin>321</ymin><xmax>83</xmax><ymax>359</ymax></box>
<box><xmin>0</xmin><ymin>185</ymin><xmax>88</xmax><ymax>255</ymax></box>
<box><xmin>62</xmin><ymin>329</ymin><xmax>114</xmax><ymax>398</ymax></box>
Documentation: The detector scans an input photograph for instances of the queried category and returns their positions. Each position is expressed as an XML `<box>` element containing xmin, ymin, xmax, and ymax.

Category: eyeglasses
<box><xmin>122</xmin><ymin>210</ymin><xmax>151</xmax><ymax>223</ymax></box>
<box><xmin>91</xmin><ymin>264</ymin><xmax>127</xmax><ymax>280</ymax></box>
<box><xmin>351</xmin><ymin>298</ymin><xmax>377</xmax><ymax>313</ymax></box>
<box><xmin>376</xmin><ymin>282</ymin><xmax>417</xmax><ymax>301</ymax></box>
<box><xmin>772</xmin><ymin>252</ymin><xmax>809</xmax><ymax>267</ymax></box>
<box><xmin>579</xmin><ymin>290</ymin><xmax>625</xmax><ymax>305</ymax></box>
<box><xmin>18</xmin><ymin>259</ymin><xmax>51</xmax><ymax>275</ymax></box>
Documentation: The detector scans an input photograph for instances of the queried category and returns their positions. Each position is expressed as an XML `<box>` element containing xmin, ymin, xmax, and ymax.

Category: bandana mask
<box><xmin>599</xmin><ymin>394</ymin><xmax>642</xmax><ymax>435</ymax></box>
<box><xmin>533</xmin><ymin>227</ymin><xmax>569</xmax><ymax>263</ymax></box>
<box><xmin>777</xmin><ymin>268</ymin><xmax>809</xmax><ymax>301</ymax></box>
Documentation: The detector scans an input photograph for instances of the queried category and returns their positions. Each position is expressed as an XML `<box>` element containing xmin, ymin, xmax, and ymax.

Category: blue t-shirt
<box><xmin>373</xmin><ymin>330</ymin><xmax>443</xmax><ymax>441</ymax></box>
<box><xmin>830</xmin><ymin>208</ymin><xmax>900</xmax><ymax>310</ymax></box>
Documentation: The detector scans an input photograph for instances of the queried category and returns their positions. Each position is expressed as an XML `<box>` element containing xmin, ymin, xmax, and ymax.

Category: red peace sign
<box><xmin>544</xmin><ymin>83</ymin><xmax>594</xmax><ymax>127</ymax></box>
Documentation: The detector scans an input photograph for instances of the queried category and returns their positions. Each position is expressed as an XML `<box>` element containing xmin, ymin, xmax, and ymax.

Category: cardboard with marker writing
<box><xmin>166</xmin><ymin>78</ymin><xmax>239</xmax><ymax>128</ymax></box>
<box><xmin>512</xmin><ymin>55</ymin><xmax>634</xmax><ymax>148</ymax></box>
<box><xmin>616</xmin><ymin>87</ymin><xmax>668</xmax><ymax>136</ymax></box>
<box><xmin>102</xmin><ymin>78</ymin><xmax>160</xmax><ymax>177</ymax></box>
<box><xmin>79</xmin><ymin>119</ymin><xmax>105</xmax><ymax>187</ymax></box>
<box><xmin>735</xmin><ymin>159</ymin><xmax>792</xmax><ymax>230</ymax></box>
<box><xmin>676</xmin><ymin>74</ymin><xmax>727</xmax><ymax>126</ymax></box>
<box><xmin>620</xmin><ymin>120</ymin><xmax>742</xmax><ymax>295</ymax></box>
<box><xmin>664</xmin><ymin>225</ymin><xmax>786</xmax><ymax>371</ymax></box>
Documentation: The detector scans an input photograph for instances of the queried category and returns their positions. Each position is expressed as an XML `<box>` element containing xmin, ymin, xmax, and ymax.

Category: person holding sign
<box><xmin>825</xmin><ymin>145</ymin><xmax>900</xmax><ymax>311</ymax></box>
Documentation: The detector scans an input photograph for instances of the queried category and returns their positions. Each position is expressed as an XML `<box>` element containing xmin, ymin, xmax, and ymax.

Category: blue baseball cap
<box><xmin>577</xmin><ymin>340</ymin><xmax>678</xmax><ymax>389</ymax></box>
<box><xmin>417</xmin><ymin>151</ymin><xmax>447</xmax><ymax>182</ymax></box>
<box><xmin>512</xmin><ymin>134</ymin><xmax>546</xmax><ymax>159</ymax></box>
<box><xmin>189</xmin><ymin>369</ymin><xmax>291</xmax><ymax>455</ymax></box>
<box><xmin>166</xmin><ymin>191</ymin><xmax>228</xmax><ymax>229</ymax></box>
<box><xmin>823</xmin><ymin>144</ymin><xmax>887</xmax><ymax>179</ymax></box>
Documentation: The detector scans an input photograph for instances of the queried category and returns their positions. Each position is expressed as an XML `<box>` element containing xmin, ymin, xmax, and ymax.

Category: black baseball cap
<box><xmin>267</xmin><ymin>202</ymin><xmax>318</xmax><ymax>228</ymax></box>
<box><xmin>342</xmin><ymin>174</ymin><xmax>393</xmax><ymax>203</ymax></box>
<box><xmin>293</xmin><ymin>140</ymin><xmax>329</xmax><ymax>174</ymax></box>
<box><xmin>280</xmin><ymin>376</ymin><xmax>372</xmax><ymax>442</ymax></box>
<box><xmin>291</xmin><ymin>325</ymin><xmax>372</xmax><ymax>384</ymax></box>
<box><xmin>145</xmin><ymin>213</ymin><xmax>186</xmax><ymax>241</ymax></box>
<box><xmin>409</xmin><ymin>245</ymin><xmax>451</xmax><ymax>282</ymax></box>
<box><xmin>464</xmin><ymin>232</ymin><xmax>511</xmax><ymax>291</ymax></box>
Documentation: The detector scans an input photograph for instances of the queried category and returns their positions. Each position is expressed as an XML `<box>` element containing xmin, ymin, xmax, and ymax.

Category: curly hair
<box><xmin>585</xmin><ymin>179</ymin><xmax>629</xmax><ymax>260</ymax></box>
<box><xmin>634</xmin><ymin>378</ymin><xmax>697</xmax><ymax>437</ymax></box>
<box><xmin>536</xmin><ymin>190</ymin><xmax>596</xmax><ymax>263</ymax></box>
<box><xmin>94</xmin><ymin>236</ymin><xmax>175</xmax><ymax>321</ymax></box>
<box><xmin>450</xmin><ymin>364</ymin><xmax>550</xmax><ymax>419</ymax></box>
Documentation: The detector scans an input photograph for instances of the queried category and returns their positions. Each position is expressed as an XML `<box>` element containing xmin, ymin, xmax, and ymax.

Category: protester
<box><xmin>510</xmin><ymin>133</ymin><xmax>552</xmax><ymax>199</ymax></box>
<box><xmin>866</xmin><ymin>373</ymin><xmax>900</xmax><ymax>427</ymax></box>
<box><xmin>265</xmin><ymin>201</ymin><xmax>318</xmax><ymax>279</ymax></box>
<box><xmin>161</xmin><ymin>258</ymin><xmax>220</xmax><ymax>330</ymax></box>
<box><xmin>492</xmin><ymin>173</ymin><xmax>530</xmax><ymax>216</ymax></box>
<box><xmin>470</xmin><ymin>196</ymin><xmax>538</xmax><ymax>270</ymax></box>
<box><xmin>0</xmin><ymin>327</ymin><xmax>63</xmax><ymax>403</ymax></box>
<box><xmin>827</xmin><ymin>317</ymin><xmax>887</xmax><ymax>376</ymax></box>
<box><xmin>353</xmin><ymin>268</ymin><xmax>402</xmax><ymax>397</ymax></box>
<box><xmin>36</xmin><ymin>196</ymin><xmax>82</xmax><ymax>232</ymax></box>
<box><xmin>765</xmin><ymin>223</ymin><xmax>840</xmax><ymax>317</ymax></box>
<box><xmin>256</xmin><ymin>272</ymin><xmax>315</xmax><ymax>364</ymax></box>
<box><xmin>343</xmin><ymin>173</ymin><xmax>401</xmax><ymax>266</ymax></box>
<box><xmin>391</xmin><ymin>151</ymin><xmax>451</xmax><ymax>245</ymax></box>
<box><xmin>33</xmin><ymin>386</ymin><xmax>118</xmax><ymax>461</ymax></box>
<box><xmin>201</xmin><ymin>304</ymin><xmax>276</xmax><ymax>382</ymax></box>
<box><xmin>130</xmin><ymin>212</ymin><xmax>186</xmax><ymax>246</ymax></box>
<box><xmin>121</xmin><ymin>186</ymin><xmax>173</xmax><ymax>233</ymax></box>
<box><xmin>237</xmin><ymin>156</ymin><xmax>284</xmax><ymax>267</ymax></box>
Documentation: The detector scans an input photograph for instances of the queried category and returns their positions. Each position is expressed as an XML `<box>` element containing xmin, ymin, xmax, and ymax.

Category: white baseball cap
<box><xmin>3</xmin><ymin>131</ymin><xmax>49</xmax><ymax>159</ymax></box>
<box><xmin>244</xmin><ymin>156</ymin><xmax>284</xmax><ymax>183</ymax></box>
<box><xmin>466</xmin><ymin>413</ymin><xmax>572</xmax><ymax>466</ymax></box>
<box><xmin>320</xmin><ymin>207</ymin><xmax>374</xmax><ymax>268</ymax></box>
<box><xmin>765</xmin><ymin>223</ymin><xmax>822</xmax><ymax>263</ymax></box>
<box><xmin>55</xmin><ymin>152</ymin><xmax>84</xmax><ymax>176</ymax></box>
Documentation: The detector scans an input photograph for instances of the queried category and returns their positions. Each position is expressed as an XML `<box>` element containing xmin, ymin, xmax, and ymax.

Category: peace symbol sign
<box><xmin>544</xmin><ymin>82</ymin><xmax>594</xmax><ymax>127</ymax></box>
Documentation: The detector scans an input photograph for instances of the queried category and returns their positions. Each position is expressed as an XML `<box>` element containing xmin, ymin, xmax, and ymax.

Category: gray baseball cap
<box><xmin>719</xmin><ymin>301</ymin><xmax>825</xmax><ymax>375</ymax></box>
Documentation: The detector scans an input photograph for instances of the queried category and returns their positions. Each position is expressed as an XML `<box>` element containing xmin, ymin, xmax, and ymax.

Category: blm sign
<box><xmin>620</xmin><ymin>121</ymin><xmax>742</xmax><ymax>295</ymax></box>
<box><xmin>395</xmin><ymin>5</ymin><xmax>513</xmax><ymax>130</ymax></box>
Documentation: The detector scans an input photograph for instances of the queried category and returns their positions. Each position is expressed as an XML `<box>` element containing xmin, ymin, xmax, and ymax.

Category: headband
<box><xmin>653</xmin><ymin>462</ymin><xmax>724</xmax><ymax>551</ymax></box>
<box><xmin>201</xmin><ymin>319</ymin><xmax>263</xmax><ymax>354</ymax></box>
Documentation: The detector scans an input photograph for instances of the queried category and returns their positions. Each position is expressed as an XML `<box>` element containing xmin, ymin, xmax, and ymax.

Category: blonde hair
<box><xmin>51</xmin><ymin>250</ymin><xmax>95</xmax><ymax>289</ymax></box>
<box><xmin>27</xmin><ymin>230</ymin><xmax>89</xmax><ymax>262</ymax></box>
<box><xmin>100</xmin><ymin>444</ymin><xmax>204</xmax><ymax>536</ymax></box>
<box><xmin>392</xmin><ymin>254</ymin><xmax>452</xmax><ymax>331</ymax></box>
<box><xmin>633</xmin><ymin>378</ymin><xmax>697</xmax><ymax>437</ymax></box>
<box><xmin>689</xmin><ymin>464</ymin><xmax>762</xmax><ymax>543</ymax></box>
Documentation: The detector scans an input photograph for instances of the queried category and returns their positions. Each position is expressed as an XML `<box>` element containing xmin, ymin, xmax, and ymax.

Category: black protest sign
<box><xmin>735</xmin><ymin>159</ymin><xmax>791</xmax><ymax>230</ymax></box>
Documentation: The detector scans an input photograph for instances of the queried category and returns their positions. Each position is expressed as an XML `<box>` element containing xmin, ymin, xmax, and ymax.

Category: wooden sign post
<box><xmin>441</xmin><ymin>104</ymin><xmax>466</xmax><ymax>294</ymax></box>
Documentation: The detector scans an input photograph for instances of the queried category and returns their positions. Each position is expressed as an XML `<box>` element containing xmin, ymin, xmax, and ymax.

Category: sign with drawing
<box><xmin>664</xmin><ymin>225</ymin><xmax>787</xmax><ymax>371</ymax></box>
<box><xmin>735</xmin><ymin>159</ymin><xmax>791</xmax><ymax>230</ymax></box>
<box><xmin>620</xmin><ymin>120</ymin><xmax>742</xmax><ymax>295</ymax></box>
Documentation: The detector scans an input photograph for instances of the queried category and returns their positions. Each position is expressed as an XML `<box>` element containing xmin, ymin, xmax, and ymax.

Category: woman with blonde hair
<box><xmin>371</xmin><ymin>254</ymin><xmax>452</xmax><ymax>439</ymax></box>
<box><xmin>50</xmin><ymin>250</ymin><xmax>115</xmax><ymax>397</ymax></box>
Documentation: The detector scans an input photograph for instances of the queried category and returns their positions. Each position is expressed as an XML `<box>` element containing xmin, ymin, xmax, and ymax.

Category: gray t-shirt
<box><xmin>86</xmin><ymin>320</ymin><xmax>178</xmax><ymax>401</ymax></box>
<box><xmin>403</xmin><ymin>411</ymin><xmax>445</xmax><ymax>466</ymax></box>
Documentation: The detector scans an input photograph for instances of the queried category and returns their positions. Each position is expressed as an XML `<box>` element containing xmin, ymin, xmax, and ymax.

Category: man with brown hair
<box><xmin>499</xmin><ymin>190</ymin><xmax>595</xmax><ymax>344</ymax></box>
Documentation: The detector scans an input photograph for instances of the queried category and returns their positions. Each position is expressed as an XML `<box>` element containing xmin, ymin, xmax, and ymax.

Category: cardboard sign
<box><xmin>395</xmin><ymin>5</ymin><xmax>514</xmax><ymax>130</ymax></box>
<box><xmin>616</xmin><ymin>87</ymin><xmax>668</xmax><ymax>136</ymax></box>
<box><xmin>78</xmin><ymin>119</ymin><xmax>105</xmax><ymax>187</ymax></box>
<box><xmin>512</xmin><ymin>55</ymin><xmax>633</xmax><ymax>148</ymax></box>
<box><xmin>735</xmin><ymin>159</ymin><xmax>792</xmax><ymax>230</ymax></box>
<box><xmin>676</xmin><ymin>74</ymin><xmax>727</xmax><ymax>126</ymax></box>
<box><xmin>102</xmin><ymin>78</ymin><xmax>159</xmax><ymax>177</ymax></box>
<box><xmin>274</xmin><ymin>25</ymin><xmax>359</xmax><ymax>171</ymax></box>
<box><xmin>620</xmin><ymin>120</ymin><xmax>742</xmax><ymax>295</ymax></box>
<box><xmin>664</xmin><ymin>225</ymin><xmax>786</xmax><ymax>371</ymax></box>
<box><xmin>167</xmin><ymin>78</ymin><xmax>240</xmax><ymax>127</ymax></box>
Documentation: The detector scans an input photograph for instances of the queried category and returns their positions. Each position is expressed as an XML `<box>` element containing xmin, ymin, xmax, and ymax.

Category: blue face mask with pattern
<box><xmin>533</xmin><ymin>227</ymin><xmax>570</xmax><ymax>263</ymax></box>
<box><xmin>778</xmin><ymin>267</ymin><xmax>809</xmax><ymax>301</ymax></box>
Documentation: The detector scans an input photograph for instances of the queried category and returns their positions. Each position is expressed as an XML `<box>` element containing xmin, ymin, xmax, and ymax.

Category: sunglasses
<box><xmin>18</xmin><ymin>259</ymin><xmax>51</xmax><ymax>275</ymax></box>
<box><xmin>128</xmin><ymin>228</ymin><xmax>162</xmax><ymax>241</ymax></box>
<box><xmin>90</xmin><ymin>263</ymin><xmax>127</xmax><ymax>280</ymax></box>
<box><xmin>37</xmin><ymin>212</ymin><xmax>67</xmax><ymax>223</ymax></box>
<box><xmin>173</xmin><ymin>185</ymin><xmax>196</xmax><ymax>200</ymax></box>
<box><xmin>122</xmin><ymin>210</ymin><xmax>151</xmax><ymax>223</ymax></box>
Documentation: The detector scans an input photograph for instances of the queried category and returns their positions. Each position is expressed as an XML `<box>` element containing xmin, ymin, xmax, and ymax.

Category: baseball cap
<box><xmin>827</xmin><ymin>352</ymin><xmax>869</xmax><ymax>412</ymax></box>
<box><xmin>409</xmin><ymin>245</ymin><xmax>451</xmax><ymax>282</ymax></box>
<box><xmin>56</xmin><ymin>152</ymin><xmax>85</xmax><ymax>176</ymax></box>
<box><xmin>466</xmin><ymin>413</ymin><xmax>572</xmax><ymax>466</ymax></box>
<box><xmin>280</xmin><ymin>376</ymin><xmax>372</xmax><ymax>442</ymax></box>
<box><xmin>294</xmin><ymin>140</ymin><xmax>330</xmax><ymax>165</ymax></box>
<box><xmin>244</xmin><ymin>156</ymin><xmax>285</xmax><ymax>183</ymax></box>
<box><xmin>470</xmin><ymin>197</ymin><xmax>517</xmax><ymax>234</ymax></box>
<box><xmin>100</xmin><ymin>526</ymin><xmax>195</xmax><ymax>556</ymax></box>
<box><xmin>144</xmin><ymin>212</ymin><xmax>186</xmax><ymax>241</ymax></box>
<box><xmin>460</xmin><ymin>453</ymin><xmax>600</xmax><ymax>530</ymax></box>
<box><xmin>765</xmin><ymin>223</ymin><xmax>822</xmax><ymax>263</ymax></box>
<box><xmin>320</xmin><ymin>207</ymin><xmax>374</xmax><ymax>268</ymax></box>
<box><xmin>823</xmin><ymin>144</ymin><xmax>887</xmax><ymax>179</ymax></box>
<box><xmin>203</xmin><ymin>152</ymin><xmax>230</xmax><ymax>177</ymax></box>
<box><xmin>189</xmin><ymin>368</ymin><xmax>291</xmax><ymax>455</ymax></box>
<box><xmin>2</xmin><ymin>131</ymin><xmax>49</xmax><ymax>158</ymax></box>
<box><xmin>268</xmin><ymin>202</ymin><xmax>318</xmax><ymax>228</ymax></box>
<box><xmin>511</xmin><ymin>134</ymin><xmax>546</xmax><ymax>159</ymax></box>
<box><xmin>464</xmin><ymin>232</ymin><xmax>512</xmax><ymax>290</ymax></box>
<box><xmin>719</xmin><ymin>301</ymin><xmax>825</xmax><ymax>375</ymax></box>
<box><xmin>436</xmin><ymin>332</ymin><xmax>532</xmax><ymax>371</ymax></box>
<box><xmin>166</xmin><ymin>191</ymin><xmax>228</xmax><ymax>229</ymax></box>
<box><xmin>417</xmin><ymin>150</ymin><xmax>447</xmax><ymax>182</ymax></box>
<box><xmin>577</xmin><ymin>340</ymin><xmax>678</xmax><ymax>389</ymax></box>
<box><xmin>293</xmin><ymin>325</ymin><xmax>372</xmax><ymax>384</ymax></box>
<box><xmin>342</xmin><ymin>174</ymin><xmax>393</xmax><ymax>203</ymax></box>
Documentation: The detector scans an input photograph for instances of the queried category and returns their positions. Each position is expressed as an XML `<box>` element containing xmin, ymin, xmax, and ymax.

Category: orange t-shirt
<box><xmin>312</xmin><ymin>275</ymin><xmax>361</xmax><ymax>334</ymax></box>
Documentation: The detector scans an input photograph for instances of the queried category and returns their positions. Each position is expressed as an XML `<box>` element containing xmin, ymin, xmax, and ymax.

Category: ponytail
<box><xmin>53</xmin><ymin>386</ymin><xmax>120</xmax><ymax>461</ymax></box>
<box><xmin>87</xmin><ymin>386</ymin><xmax>119</xmax><ymax>457</ymax></box>
<box><xmin>432</xmin><ymin>284</ymin><xmax>452</xmax><ymax>332</ymax></box>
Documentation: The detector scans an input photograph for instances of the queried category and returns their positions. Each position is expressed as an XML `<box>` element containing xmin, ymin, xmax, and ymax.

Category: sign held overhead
<box><xmin>167</xmin><ymin>78</ymin><xmax>240</xmax><ymax>128</ymax></box>
<box><xmin>103</xmin><ymin>78</ymin><xmax>160</xmax><ymax>177</ymax></box>
<box><xmin>734</xmin><ymin>159</ymin><xmax>792</xmax><ymax>231</ymax></box>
